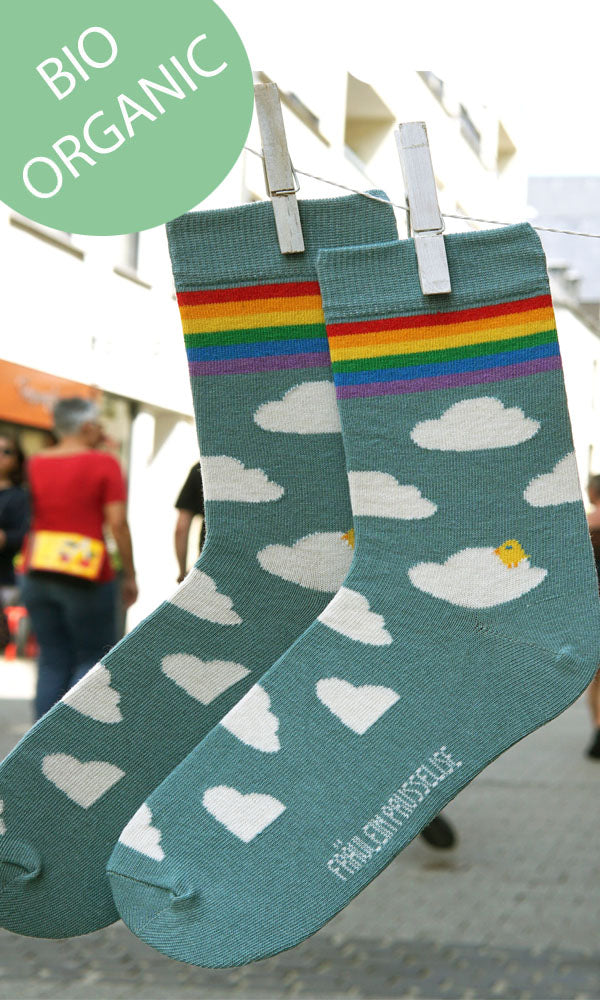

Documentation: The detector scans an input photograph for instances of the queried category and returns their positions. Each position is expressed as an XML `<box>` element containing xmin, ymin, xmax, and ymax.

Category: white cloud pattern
<box><xmin>61</xmin><ymin>663</ymin><xmax>122</xmax><ymax>723</ymax></box>
<box><xmin>41</xmin><ymin>754</ymin><xmax>125</xmax><ymax>808</ymax></box>
<box><xmin>203</xmin><ymin>786</ymin><xmax>286</xmax><ymax>843</ymax></box>
<box><xmin>221</xmin><ymin>685</ymin><xmax>280</xmax><ymax>752</ymax></box>
<box><xmin>524</xmin><ymin>453</ymin><xmax>582</xmax><ymax>507</ymax></box>
<box><xmin>348</xmin><ymin>471</ymin><xmax>437</xmax><ymax>519</ymax></box>
<box><xmin>411</xmin><ymin>397</ymin><xmax>540</xmax><ymax>451</ymax></box>
<box><xmin>316</xmin><ymin>678</ymin><xmax>399</xmax><ymax>734</ymax></box>
<box><xmin>408</xmin><ymin>546</ymin><xmax>547</xmax><ymax>608</ymax></box>
<box><xmin>161</xmin><ymin>654</ymin><xmax>249</xmax><ymax>704</ymax></box>
<box><xmin>200</xmin><ymin>456</ymin><xmax>284</xmax><ymax>502</ymax></box>
<box><xmin>257</xmin><ymin>531</ymin><xmax>354</xmax><ymax>592</ymax></box>
<box><xmin>254</xmin><ymin>381</ymin><xmax>342</xmax><ymax>433</ymax></box>
<box><xmin>318</xmin><ymin>587</ymin><xmax>392</xmax><ymax>645</ymax></box>
<box><xmin>168</xmin><ymin>569</ymin><xmax>242</xmax><ymax>624</ymax></box>
<box><xmin>119</xmin><ymin>803</ymin><xmax>164</xmax><ymax>861</ymax></box>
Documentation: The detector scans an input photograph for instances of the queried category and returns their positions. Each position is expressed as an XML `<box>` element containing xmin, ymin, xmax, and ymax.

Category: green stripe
<box><xmin>184</xmin><ymin>322</ymin><xmax>326</xmax><ymax>349</ymax></box>
<box><xmin>331</xmin><ymin>328</ymin><xmax>558</xmax><ymax>373</ymax></box>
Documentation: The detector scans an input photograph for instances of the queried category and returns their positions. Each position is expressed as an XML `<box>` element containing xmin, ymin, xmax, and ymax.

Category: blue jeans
<box><xmin>22</xmin><ymin>574</ymin><xmax>117</xmax><ymax>720</ymax></box>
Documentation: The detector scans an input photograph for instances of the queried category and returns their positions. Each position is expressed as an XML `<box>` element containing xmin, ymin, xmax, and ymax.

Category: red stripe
<box><xmin>327</xmin><ymin>294</ymin><xmax>553</xmax><ymax>337</ymax></box>
<box><xmin>177</xmin><ymin>281</ymin><xmax>320</xmax><ymax>306</ymax></box>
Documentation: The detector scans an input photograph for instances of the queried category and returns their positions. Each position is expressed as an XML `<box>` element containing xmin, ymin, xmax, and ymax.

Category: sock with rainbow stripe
<box><xmin>0</xmin><ymin>193</ymin><xmax>398</xmax><ymax>940</ymax></box>
<box><xmin>107</xmin><ymin>223</ymin><xmax>600</xmax><ymax>968</ymax></box>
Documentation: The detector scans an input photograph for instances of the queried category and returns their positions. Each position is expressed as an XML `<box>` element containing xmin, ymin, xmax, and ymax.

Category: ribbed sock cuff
<box><xmin>316</xmin><ymin>223</ymin><xmax>550</xmax><ymax>324</ymax></box>
<box><xmin>166</xmin><ymin>192</ymin><xmax>399</xmax><ymax>291</ymax></box>
<box><xmin>317</xmin><ymin>224</ymin><xmax>559</xmax><ymax>401</ymax></box>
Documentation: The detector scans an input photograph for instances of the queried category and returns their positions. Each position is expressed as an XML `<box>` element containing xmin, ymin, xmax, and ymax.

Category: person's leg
<box><xmin>65</xmin><ymin>580</ymin><xmax>118</xmax><ymax>687</ymax></box>
<box><xmin>586</xmin><ymin>668</ymin><xmax>600</xmax><ymax>757</ymax></box>
<box><xmin>587</xmin><ymin>669</ymin><xmax>600</xmax><ymax>724</ymax></box>
<box><xmin>21</xmin><ymin>576</ymin><xmax>75</xmax><ymax>719</ymax></box>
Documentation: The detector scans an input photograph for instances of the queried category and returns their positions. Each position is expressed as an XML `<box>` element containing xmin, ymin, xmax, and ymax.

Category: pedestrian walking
<box><xmin>585</xmin><ymin>474</ymin><xmax>600</xmax><ymax>758</ymax></box>
<box><xmin>21</xmin><ymin>398</ymin><xmax>138</xmax><ymax>719</ymax></box>
<box><xmin>0</xmin><ymin>433</ymin><xmax>29</xmax><ymax>646</ymax></box>
<box><xmin>174</xmin><ymin>461</ymin><xmax>205</xmax><ymax>582</ymax></box>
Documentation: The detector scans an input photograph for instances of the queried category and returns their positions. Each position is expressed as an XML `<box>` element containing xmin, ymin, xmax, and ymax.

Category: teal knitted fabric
<box><xmin>107</xmin><ymin>223</ymin><xmax>600</xmax><ymax>967</ymax></box>
<box><xmin>0</xmin><ymin>193</ymin><xmax>398</xmax><ymax>938</ymax></box>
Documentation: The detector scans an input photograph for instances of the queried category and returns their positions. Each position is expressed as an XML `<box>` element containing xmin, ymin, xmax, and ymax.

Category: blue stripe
<box><xmin>332</xmin><ymin>342</ymin><xmax>560</xmax><ymax>386</ymax></box>
<box><xmin>186</xmin><ymin>336</ymin><xmax>327</xmax><ymax>362</ymax></box>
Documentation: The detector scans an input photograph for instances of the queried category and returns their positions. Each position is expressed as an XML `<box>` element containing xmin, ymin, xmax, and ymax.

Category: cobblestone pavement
<box><xmin>1</xmin><ymin>659</ymin><xmax>599</xmax><ymax>999</ymax></box>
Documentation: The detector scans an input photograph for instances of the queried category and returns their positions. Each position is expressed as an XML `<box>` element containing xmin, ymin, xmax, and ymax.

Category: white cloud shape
<box><xmin>257</xmin><ymin>531</ymin><xmax>354</xmax><ymax>592</ymax></box>
<box><xmin>41</xmin><ymin>754</ymin><xmax>125</xmax><ymax>809</ymax></box>
<box><xmin>348</xmin><ymin>471</ymin><xmax>437</xmax><ymax>519</ymax></box>
<box><xmin>316</xmin><ymin>678</ymin><xmax>399</xmax><ymax>734</ymax></box>
<box><xmin>524</xmin><ymin>452</ymin><xmax>582</xmax><ymax>507</ymax></box>
<box><xmin>119</xmin><ymin>803</ymin><xmax>164</xmax><ymax>861</ymax></box>
<box><xmin>169</xmin><ymin>569</ymin><xmax>242</xmax><ymax>624</ymax></box>
<box><xmin>254</xmin><ymin>381</ymin><xmax>342</xmax><ymax>434</ymax></box>
<box><xmin>161</xmin><ymin>654</ymin><xmax>249</xmax><ymax>704</ymax></box>
<box><xmin>221</xmin><ymin>684</ymin><xmax>280</xmax><ymax>752</ymax></box>
<box><xmin>200</xmin><ymin>456</ymin><xmax>284</xmax><ymax>502</ymax></box>
<box><xmin>318</xmin><ymin>587</ymin><xmax>392</xmax><ymax>645</ymax></box>
<box><xmin>408</xmin><ymin>546</ymin><xmax>547</xmax><ymax>608</ymax></box>
<box><xmin>203</xmin><ymin>786</ymin><xmax>286</xmax><ymax>843</ymax></box>
<box><xmin>62</xmin><ymin>663</ymin><xmax>122</xmax><ymax>723</ymax></box>
<box><xmin>411</xmin><ymin>397</ymin><xmax>540</xmax><ymax>451</ymax></box>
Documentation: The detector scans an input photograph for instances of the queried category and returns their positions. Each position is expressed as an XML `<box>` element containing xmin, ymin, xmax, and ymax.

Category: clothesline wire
<box><xmin>243</xmin><ymin>146</ymin><xmax>600</xmax><ymax>240</ymax></box>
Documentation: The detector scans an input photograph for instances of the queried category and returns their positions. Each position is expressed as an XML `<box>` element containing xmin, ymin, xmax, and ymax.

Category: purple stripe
<box><xmin>336</xmin><ymin>355</ymin><xmax>562</xmax><ymax>398</ymax></box>
<box><xmin>189</xmin><ymin>351</ymin><xmax>330</xmax><ymax>376</ymax></box>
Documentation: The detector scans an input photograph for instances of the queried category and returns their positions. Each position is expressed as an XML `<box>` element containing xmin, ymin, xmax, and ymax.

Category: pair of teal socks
<box><xmin>1</xmin><ymin>194</ymin><xmax>599</xmax><ymax>969</ymax></box>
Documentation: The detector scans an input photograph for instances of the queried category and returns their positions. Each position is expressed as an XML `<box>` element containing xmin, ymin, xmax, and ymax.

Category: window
<box><xmin>9</xmin><ymin>215</ymin><xmax>83</xmax><ymax>259</ymax></box>
<box><xmin>418</xmin><ymin>71</ymin><xmax>445</xmax><ymax>102</ymax></box>
<box><xmin>459</xmin><ymin>105</ymin><xmax>481</xmax><ymax>156</ymax></box>
<box><xmin>123</xmin><ymin>233</ymin><xmax>139</xmax><ymax>272</ymax></box>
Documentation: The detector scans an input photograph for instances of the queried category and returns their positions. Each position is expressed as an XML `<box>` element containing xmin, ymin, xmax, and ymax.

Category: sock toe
<box><xmin>0</xmin><ymin>840</ymin><xmax>44</xmax><ymax>934</ymax></box>
<box><xmin>0</xmin><ymin>839</ymin><xmax>42</xmax><ymax>886</ymax></box>
<box><xmin>108</xmin><ymin>866</ymin><xmax>198</xmax><ymax>944</ymax></box>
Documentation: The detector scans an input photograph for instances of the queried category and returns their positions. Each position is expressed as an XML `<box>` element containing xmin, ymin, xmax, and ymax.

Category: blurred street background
<box><xmin>0</xmin><ymin>658</ymin><xmax>599</xmax><ymax>999</ymax></box>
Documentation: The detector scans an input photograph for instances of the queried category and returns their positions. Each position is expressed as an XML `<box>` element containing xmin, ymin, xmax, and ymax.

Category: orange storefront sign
<box><xmin>0</xmin><ymin>360</ymin><xmax>100</xmax><ymax>429</ymax></box>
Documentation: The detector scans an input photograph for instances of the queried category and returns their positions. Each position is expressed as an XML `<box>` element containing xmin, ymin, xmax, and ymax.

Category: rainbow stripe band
<box><xmin>327</xmin><ymin>294</ymin><xmax>561</xmax><ymax>399</ymax></box>
<box><xmin>177</xmin><ymin>281</ymin><xmax>331</xmax><ymax>376</ymax></box>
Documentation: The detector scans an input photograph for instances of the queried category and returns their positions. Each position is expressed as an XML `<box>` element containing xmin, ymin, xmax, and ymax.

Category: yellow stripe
<box><xmin>180</xmin><ymin>295</ymin><xmax>322</xmax><ymax>322</ymax></box>
<box><xmin>180</xmin><ymin>306</ymin><xmax>324</xmax><ymax>335</ymax></box>
<box><xmin>329</xmin><ymin>316</ymin><xmax>556</xmax><ymax>361</ymax></box>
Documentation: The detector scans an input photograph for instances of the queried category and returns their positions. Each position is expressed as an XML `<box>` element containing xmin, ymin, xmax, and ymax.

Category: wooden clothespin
<box><xmin>395</xmin><ymin>122</ymin><xmax>451</xmax><ymax>295</ymax></box>
<box><xmin>254</xmin><ymin>82</ymin><xmax>305</xmax><ymax>254</ymax></box>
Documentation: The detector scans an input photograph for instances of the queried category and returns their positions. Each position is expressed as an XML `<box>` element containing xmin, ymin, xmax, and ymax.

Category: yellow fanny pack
<box><xmin>29</xmin><ymin>531</ymin><xmax>105</xmax><ymax>581</ymax></box>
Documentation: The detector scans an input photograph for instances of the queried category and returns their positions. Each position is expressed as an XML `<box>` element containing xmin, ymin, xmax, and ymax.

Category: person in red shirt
<box><xmin>22</xmin><ymin>397</ymin><xmax>138</xmax><ymax>719</ymax></box>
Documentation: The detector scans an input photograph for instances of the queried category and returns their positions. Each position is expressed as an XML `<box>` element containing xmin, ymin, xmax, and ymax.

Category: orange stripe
<box><xmin>327</xmin><ymin>307</ymin><xmax>555</xmax><ymax>353</ymax></box>
<box><xmin>180</xmin><ymin>294</ymin><xmax>322</xmax><ymax>322</ymax></box>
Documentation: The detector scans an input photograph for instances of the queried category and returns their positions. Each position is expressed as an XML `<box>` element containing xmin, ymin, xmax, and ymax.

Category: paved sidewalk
<box><xmin>0</xmin><ymin>658</ymin><xmax>599</xmax><ymax>999</ymax></box>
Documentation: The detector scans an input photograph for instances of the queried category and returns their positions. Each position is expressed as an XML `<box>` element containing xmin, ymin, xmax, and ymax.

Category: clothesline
<box><xmin>244</xmin><ymin>146</ymin><xmax>600</xmax><ymax>240</ymax></box>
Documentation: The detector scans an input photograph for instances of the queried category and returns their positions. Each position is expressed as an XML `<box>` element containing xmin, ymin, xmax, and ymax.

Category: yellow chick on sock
<box><xmin>494</xmin><ymin>539</ymin><xmax>529</xmax><ymax>569</ymax></box>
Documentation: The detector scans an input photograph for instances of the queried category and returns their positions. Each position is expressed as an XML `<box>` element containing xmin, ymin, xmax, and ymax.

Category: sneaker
<box><xmin>420</xmin><ymin>814</ymin><xmax>456</xmax><ymax>849</ymax></box>
<box><xmin>586</xmin><ymin>727</ymin><xmax>600</xmax><ymax>759</ymax></box>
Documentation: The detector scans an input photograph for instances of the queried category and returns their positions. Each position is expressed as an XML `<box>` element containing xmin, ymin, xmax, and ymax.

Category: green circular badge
<box><xmin>1</xmin><ymin>0</ymin><xmax>253</xmax><ymax>234</ymax></box>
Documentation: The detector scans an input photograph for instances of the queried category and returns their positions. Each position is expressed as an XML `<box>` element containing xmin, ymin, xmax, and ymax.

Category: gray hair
<box><xmin>53</xmin><ymin>397</ymin><xmax>99</xmax><ymax>437</ymax></box>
